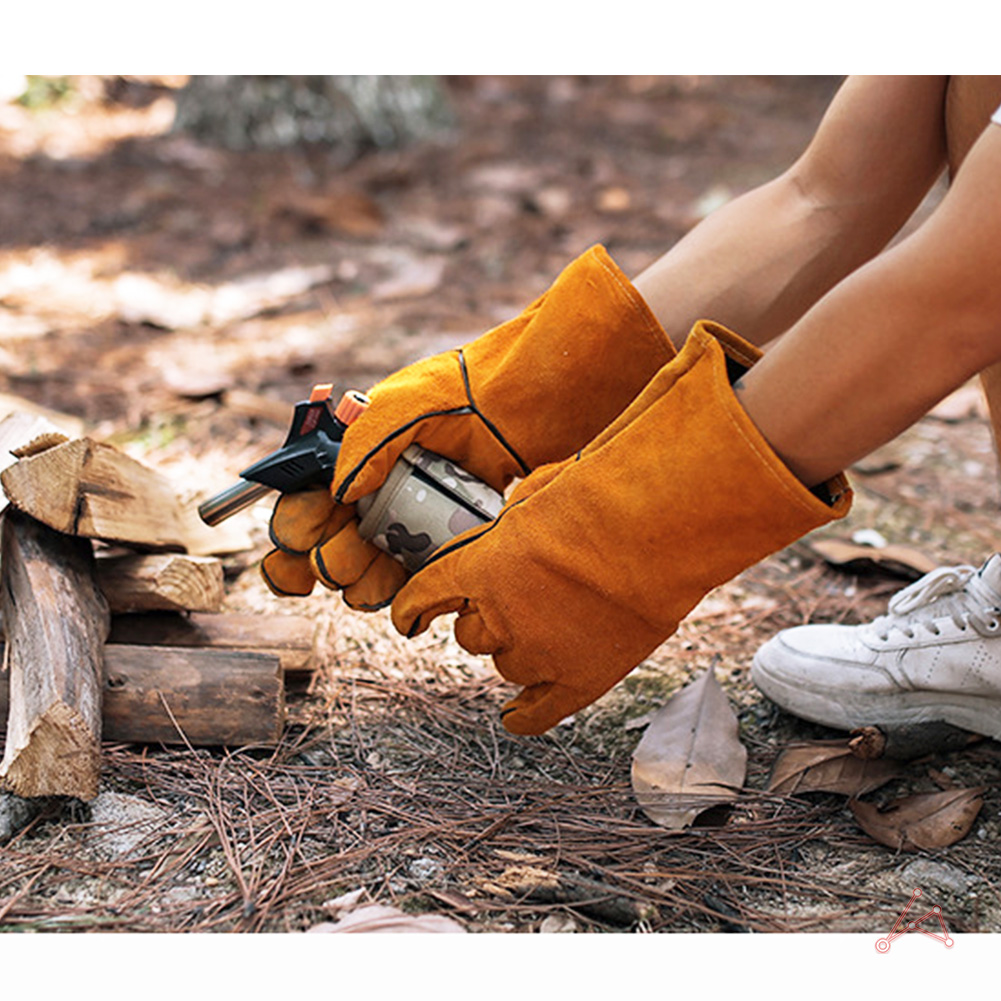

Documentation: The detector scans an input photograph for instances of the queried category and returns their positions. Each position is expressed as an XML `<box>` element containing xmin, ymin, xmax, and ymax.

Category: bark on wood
<box><xmin>0</xmin><ymin>511</ymin><xmax>109</xmax><ymax>800</ymax></box>
<box><xmin>102</xmin><ymin>645</ymin><xmax>284</xmax><ymax>745</ymax></box>
<box><xmin>1</xmin><ymin>644</ymin><xmax>285</xmax><ymax>747</ymax></box>
<box><xmin>0</xmin><ymin>437</ymin><xmax>189</xmax><ymax>550</ymax></box>
<box><xmin>95</xmin><ymin>551</ymin><xmax>225</xmax><ymax>613</ymax></box>
<box><xmin>107</xmin><ymin>611</ymin><xmax>317</xmax><ymax>675</ymax></box>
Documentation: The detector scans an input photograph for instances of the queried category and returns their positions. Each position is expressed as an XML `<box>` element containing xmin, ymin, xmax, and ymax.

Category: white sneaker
<box><xmin>751</xmin><ymin>554</ymin><xmax>1001</xmax><ymax>739</ymax></box>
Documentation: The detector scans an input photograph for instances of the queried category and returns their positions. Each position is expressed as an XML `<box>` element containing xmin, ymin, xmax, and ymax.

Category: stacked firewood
<box><xmin>0</xmin><ymin>411</ymin><xmax>314</xmax><ymax>801</ymax></box>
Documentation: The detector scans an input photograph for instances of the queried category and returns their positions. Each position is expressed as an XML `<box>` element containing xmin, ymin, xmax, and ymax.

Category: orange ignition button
<box><xmin>333</xmin><ymin>390</ymin><xmax>370</xmax><ymax>425</ymax></box>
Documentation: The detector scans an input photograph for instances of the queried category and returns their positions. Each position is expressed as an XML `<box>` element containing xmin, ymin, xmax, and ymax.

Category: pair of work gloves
<box><xmin>263</xmin><ymin>246</ymin><xmax>852</xmax><ymax>735</ymax></box>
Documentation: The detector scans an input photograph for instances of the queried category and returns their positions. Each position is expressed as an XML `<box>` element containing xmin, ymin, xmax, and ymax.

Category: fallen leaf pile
<box><xmin>631</xmin><ymin>664</ymin><xmax>987</xmax><ymax>852</ymax></box>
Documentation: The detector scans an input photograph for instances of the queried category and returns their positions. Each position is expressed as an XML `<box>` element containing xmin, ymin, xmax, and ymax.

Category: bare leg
<box><xmin>736</xmin><ymin>123</ymin><xmax>1001</xmax><ymax>488</ymax></box>
<box><xmin>634</xmin><ymin>76</ymin><xmax>948</xmax><ymax>349</ymax></box>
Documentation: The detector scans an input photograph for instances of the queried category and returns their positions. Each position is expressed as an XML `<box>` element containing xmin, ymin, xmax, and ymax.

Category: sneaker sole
<box><xmin>751</xmin><ymin>654</ymin><xmax>1001</xmax><ymax>740</ymax></box>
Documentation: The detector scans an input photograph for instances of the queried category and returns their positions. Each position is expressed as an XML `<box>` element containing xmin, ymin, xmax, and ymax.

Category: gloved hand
<box><xmin>260</xmin><ymin>488</ymin><xmax>408</xmax><ymax>608</ymax></box>
<box><xmin>391</xmin><ymin>321</ymin><xmax>852</xmax><ymax>735</ymax></box>
<box><xmin>262</xmin><ymin>245</ymin><xmax>675</xmax><ymax>607</ymax></box>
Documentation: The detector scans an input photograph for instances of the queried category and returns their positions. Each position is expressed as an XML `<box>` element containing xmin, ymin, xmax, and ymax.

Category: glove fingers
<box><xmin>499</xmin><ymin>682</ymin><xmax>583</xmax><ymax>735</ymax></box>
<box><xmin>311</xmin><ymin>520</ymin><xmax>382</xmax><ymax>589</ymax></box>
<box><xmin>391</xmin><ymin>560</ymin><xmax>469</xmax><ymax>638</ymax></box>
<box><xmin>391</xmin><ymin>512</ymin><xmax>507</xmax><ymax>637</ymax></box>
<box><xmin>270</xmin><ymin>489</ymin><xmax>353</xmax><ymax>554</ymax></box>
<box><xmin>261</xmin><ymin>549</ymin><xmax>317</xmax><ymax>597</ymax></box>
<box><xmin>453</xmin><ymin>607</ymin><xmax>503</xmax><ymax>656</ymax></box>
<box><xmin>341</xmin><ymin>555</ymin><xmax>410</xmax><ymax>611</ymax></box>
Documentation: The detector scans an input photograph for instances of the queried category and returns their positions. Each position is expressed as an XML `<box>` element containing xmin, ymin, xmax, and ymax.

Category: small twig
<box><xmin>0</xmin><ymin>863</ymin><xmax>51</xmax><ymax>924</ymax></box>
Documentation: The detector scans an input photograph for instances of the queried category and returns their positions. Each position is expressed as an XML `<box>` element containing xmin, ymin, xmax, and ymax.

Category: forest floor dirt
<box><xmin>1</xmin><ymin>75</ymin><xmax>1000</xmax><ymax>937</ymax></box>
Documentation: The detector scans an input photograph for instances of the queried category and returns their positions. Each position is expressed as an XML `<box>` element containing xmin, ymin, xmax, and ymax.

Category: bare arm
<box><xmin>634</xmin><ymin>76</ymin><xmax>949</xmax><ymax>348</ymax></box>
<box><xmin>737</xmin><ymin>119</ymin><xmax>1001</xmax><ymax>487</ymax></box>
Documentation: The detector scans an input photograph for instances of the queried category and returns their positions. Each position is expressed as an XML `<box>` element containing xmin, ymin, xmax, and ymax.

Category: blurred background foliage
<box><xmin>4</xmin><ymin>75</ymin><xmax>455</xmax><ymax>161</ymax></box>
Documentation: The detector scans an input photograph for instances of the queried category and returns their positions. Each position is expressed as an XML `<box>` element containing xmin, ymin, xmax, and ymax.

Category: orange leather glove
<box><xmin>262</xmin><ymin>246</ymin><xmax>674</xmax><ymax>607</ymax></box>
<box><xmin>261</xmin><ymin>489</ymin><xmax>408</xmax><ymax>609</ymax></box>
<box><xmin>391</xmin><ymin>321</ymin><xmax>853</xmax><ymax>735</ymax></box>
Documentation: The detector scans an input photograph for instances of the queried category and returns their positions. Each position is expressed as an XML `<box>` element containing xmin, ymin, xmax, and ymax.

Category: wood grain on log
<box><xmin>0</xmin><ymin>411</ymin><xmax>68</xmax><ymax>515</ymax></box>
<box><xmin>1</xmin><ymin>644</ymin><xmax>285</xmax><ymax>747</ymax></box>
<box><xmin>95</xmin><ymin>551</ymin><xmax>225</xmax><ymax>613</ymax></box>
<box><xmin>0</xmin><ymin>438</ymin><xmax>189</xmax><ymax>550</ymax></box>
<box><xmin>0</xmin><ymin>428</ymin><xmax>255</xmax><ymax>558</ymax></box>
<box><xmin>108</xmin><ymin>611</ymin><xmax>316</xmax><ymax>675</ymax></box>
<box><xmin>102</xmin><ymin>645</ymin><xmax>284</xmax><ymax>745</ymax></box>
<box><xmin>0</xmin><ymin>511</ymin><xmax>109</xmax><ymax>800</ymax></box>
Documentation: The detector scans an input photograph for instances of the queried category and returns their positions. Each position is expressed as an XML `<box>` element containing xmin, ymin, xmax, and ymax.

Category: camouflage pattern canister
<box><xmin>356</xmin><ymin>445</ymin><xmax>504</xmax><ymax>574</ymax></box>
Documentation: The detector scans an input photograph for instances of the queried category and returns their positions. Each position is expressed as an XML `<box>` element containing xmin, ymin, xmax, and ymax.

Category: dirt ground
<box><xmin>1</xmin><ymin>75</ymin><xmax>1000</xmax><ymax>936</ymax></box>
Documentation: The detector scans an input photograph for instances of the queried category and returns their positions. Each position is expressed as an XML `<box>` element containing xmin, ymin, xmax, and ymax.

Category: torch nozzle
<box><xmin>197</xmin><ymin>480</ymin><xmax>273</xmax><ymax>526</ymax></box>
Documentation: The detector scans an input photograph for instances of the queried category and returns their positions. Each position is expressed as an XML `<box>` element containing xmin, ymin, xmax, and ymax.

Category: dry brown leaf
<box><xmin>807</xmin><ymin>538</ymin><xmax>938</xmax><ymax>581</ymax></box>
<box><xmin>850</xmin><ymin>787</ymin><xmax>986</xmax><ymax>852</ymax></box>
<box><xmin>768</xmin><ymin>740</ymin><xmax>902</xmax><ymax>797</ymax></box>
<box><xmin>306</xmin><ymin>903</ymin><xmax>466</xmax><ymax>934</ymax></box>
<box><xmin>631</xmin><ymin>666</ymin><xmax>747</xmax><ymax>829</ymax></box>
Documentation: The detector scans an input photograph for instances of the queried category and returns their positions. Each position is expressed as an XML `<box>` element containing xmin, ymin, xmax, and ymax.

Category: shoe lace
<box><xmin>872</xmin><ymin>564</ymin><xmax>1001</xmax><ymax>641</ymax></box>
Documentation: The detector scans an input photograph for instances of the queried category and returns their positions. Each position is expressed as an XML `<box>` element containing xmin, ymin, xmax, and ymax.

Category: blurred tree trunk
<box><xmin>173</xmin><ymin>75</ymin><xmax>453</xmax><ymax>159</ymax></box>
